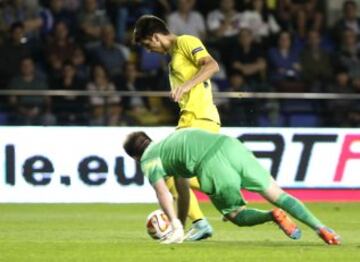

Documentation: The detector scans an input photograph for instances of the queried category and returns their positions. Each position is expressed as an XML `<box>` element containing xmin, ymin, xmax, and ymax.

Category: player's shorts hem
<box><xmin>221</xmin><ymin>206</ymin><xmax>247</xmax><ymax>216</ymax></box>
<box><xmin>176</xmin><ymin>110</ymin><xmax>220</xmax><ymax>129</ymax></box>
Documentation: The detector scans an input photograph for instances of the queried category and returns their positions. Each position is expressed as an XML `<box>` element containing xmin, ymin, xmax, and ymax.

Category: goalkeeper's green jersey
<box><xmin>140</xmin><ymin>128</ymin><xmax>271</xmax><ymax>215</ymax></box>
<box><xmin>140</xmin><ymin>128</ymin><xmax>226</xmax><ymax>185</ymax></box>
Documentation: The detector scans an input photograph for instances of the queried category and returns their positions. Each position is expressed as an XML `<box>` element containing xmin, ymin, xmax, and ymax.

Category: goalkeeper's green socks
<box><xmin>231</xmin><ymin>193</ymin><xmax>324</xmax><ymax>229</ymax></box>
<box><xmin>233</xmin><ymin>208</ymin><xmax>273</xmax><ymax>226</ymax></box>
<box><xmin>274</xmin><ymin>193</ymin><xmax>324</xmax><ymax>230</ymax></box>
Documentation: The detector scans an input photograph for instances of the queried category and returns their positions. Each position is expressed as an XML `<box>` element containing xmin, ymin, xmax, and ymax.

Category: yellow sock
<box><xmin>165</xmin><ymin>177</ymin><xmax>205</xmax><ymax>222</ymax></box>
<box><xmin>188</xmin><ymin>188</ymin><xmax>205</xmax><ymax>221</ymax></box>
<box><xmin>187</xmin><ymin>177</ymin><xmax>204</xmax><ymax>221</ymax></box>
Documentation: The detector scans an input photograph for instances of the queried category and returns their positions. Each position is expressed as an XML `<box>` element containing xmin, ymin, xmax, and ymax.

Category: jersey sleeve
<box><xmin>141</xmin><ymin>158</ymin><xmax>167</xmax><ymax>185</ymax></box>
<box><xmin>178</xmin><ymin>36</ymin><xmax>210</xmax><ymax>65</ymax></box>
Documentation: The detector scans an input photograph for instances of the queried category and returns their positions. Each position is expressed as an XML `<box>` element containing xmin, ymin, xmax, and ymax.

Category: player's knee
<box><xmin>261</xmin><ymin>181</ymin><xmax>286</xmax><ymax>203</ymax></box>
<box><xmin>225</xmin><ymin>206</ymin><xmax>246</xmax><ymax>222</ymax></box>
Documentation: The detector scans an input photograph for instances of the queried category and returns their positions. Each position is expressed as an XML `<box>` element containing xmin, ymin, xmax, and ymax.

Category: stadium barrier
<box><xmin>1</xmin><ymin>126</ymin><xmax>359</xmax><ymax>203</ymax></box>
<box><xmin>1</xmin><ymin>89</ymin><xmax>360</xmax><ymax>99</ymax></box>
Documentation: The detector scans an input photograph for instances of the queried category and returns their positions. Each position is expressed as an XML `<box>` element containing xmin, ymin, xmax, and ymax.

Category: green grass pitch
<box><xmin>0</xmin><ymin>202</ymin><xmax>359</xmax><ymax>262</ymax></box>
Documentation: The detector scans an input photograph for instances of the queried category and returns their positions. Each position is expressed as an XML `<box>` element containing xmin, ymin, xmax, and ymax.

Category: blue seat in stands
<box><xmin>0</xmin><ymin>112</ymin><xmax>8</xmax><ymax>125</ymax></box>
<box><xmin>288</xmin><ymin>113</ymin><xmax>320</xmax><ymax>127</ymax></box>
<box><xmin>258</xmin><ymin>114</ymin><xmax>285</xmax><ymax>127</ymax></box>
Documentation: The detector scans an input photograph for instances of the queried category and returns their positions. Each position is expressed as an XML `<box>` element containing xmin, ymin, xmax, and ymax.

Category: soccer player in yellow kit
<box><xmin>133</xmin><ymin>15</ymin><xmax>220</xmax><ymax>240</ymax></box>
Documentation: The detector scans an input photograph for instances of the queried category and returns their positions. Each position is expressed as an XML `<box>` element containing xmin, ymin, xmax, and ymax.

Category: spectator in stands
<box><xmin>335</xmin><ymin>29</ymin><xmax>360</xmax><ymax>90</ymax></box>
<box><xmin>0</xmin><ymin>1</ymin><xmax>7</xmax><ymax>36</ymax></box>
<box><xmin>333</xmin><ymin>0</ymin><xmax>360</xmax><ymax>44</ymax></box>
<box><xmin>300</xmin><ymin>30</ymin><xmax>333</xmax><ymax>92</ymax></box>
<box><xmin>223</xmin><ymin>71</ymin><xmax>258</xmax><ymax>126</ymax></box>
<box><xmin>207</xmin><ymin>0</ymin><xmax>243</xmax><ymax>39</ymax></box>
<box><xmin>195</xmin><ymin>0</ymin><xmax>219</xmax><ymax>16</ymax></box>
<box><xmin>268</xmin><ymin>31</ymin><xmax>304</xmax><ymax>92</ymax></box>
<box><xmin>1</xmin><ymin>0</ymin><xmax>43</xmax><ymax>42</ymax></box>
<box><xmin>277</xmin><ymin>0</ymin><xmax>324</xmax><ymax>38</ymax></box>
<box><xmin>330</xmin><ymin>28</ymin><xmax>360</xmax><ymax>126</ymax></box>
<box><xmin>118</xmin><ymin>61</ymin><xmax>146</xmax><ymax>111</ymax></box>
<box><xmin>77</xmin><ymin>0</ymin><xmax>110</xmax><ymax>46</ymax></box>
<box><xmin>71</xmin><ymin>46</ymin><xmax>89</xmax><ymax>81</ymax></box>
<box><xmin>87</xmin><ymin>64</ymin><xmax>122</xmax><ymax>126</ymax></box>
<box><xmin>227</xmin><ymin>28</ymin><xmax>267</xmax><ymax>88</ymax></box>
<box><xmin>8</xmin><ymin>57</ymin><xmax>55</xmax><ymax>125</ymax></box>
<box><xmin>167</xmin><ymin>0</ymin><xmax>206</xmax><ymax>40</ymax></box>
<box><xmin>89</xmin><ymin>24</ymin><xmax>130</xmax><ymax>79</ymax></box>
<box><xmin>45</xmin><ymin>21</ymin><xmax>76</xmax><ymax>84</ymax></box>
<box><xmin>63</xmin><ymin>0</ymin><xmax>81</xmax><ymax>12</ymax></box>
<box><xmin>211</xmin><ymin>80</ymin><xmax>229</xmax><ymax>118</ymax></box>
<box><xmin>241</xmin><ymin>0</ymin><xmax>281</xmax><ymax>45</ymax></box>
<box><xmin>326</xmin><ymin>59</ymin><xmax>360</xmax><ymax>127</ymax></box>
<box><xmin>154</xmin><ymin>0</ymin><xmax>175</xmax><ymax>19</ymax></box>
<box><xmin>40</xmin><ymin>0</ymin><xmax>77</xmax><ymax>36</ymax></box>
<box><xmin>206</xmin><ymin>0</ymin><xmax>243</xmax><ymax>63</ymax></box>
<box><xmin>119</xmin><ymin>61</ymin><xmax>161</xmax><ymax>125</ymax></box>
<box><xmin>0</xmin><ymin>22</ymin><xmax>31</xmax><ymax>87</ymax></box>
<box><xmin>52</xmin><ymin>61</ymin><xmax>86</xmax><ymax>125</ymax></box>
<box><xmin>108</xmin><ymin>0</ymin><xmax>157</xmax><ymax>43</ymax></box>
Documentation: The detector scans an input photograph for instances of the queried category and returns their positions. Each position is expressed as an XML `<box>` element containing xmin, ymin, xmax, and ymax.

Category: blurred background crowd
<box><xmin>0</xmin><ymin>0</ymin><xmax>360</xmax><ymax>127</ymax></box>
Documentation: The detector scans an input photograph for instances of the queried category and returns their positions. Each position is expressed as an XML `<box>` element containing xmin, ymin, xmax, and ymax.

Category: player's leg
<box><xmin>260</xmin><ymin>178</ymin><xmax>341</xmax><ymax>245</ymax></box>
<box><xmin>165</xmin><ymin>177</ymin><xmax>212</xmax><ymax>241</ymax></box>
<box><xmin>182</xmin><ymin>177</ymin><xmax>213</xmax><ymax>241</ymax></box>
<box><xmin>199</xmin><ymin>153</ymin><xmax>274</xmax><ymax>229</ymax></box>
<box><xmin>165</xmin><ymin>177</ymin><xmax>203</xmax><ymax>221</ymax></box>
<box><xmin>210</xmin><ymin>189</ymin><xmax>274</xmax><ymax>227</ymax></box>
<box><xmin>176</xmin><ymin>112</ymin><xmax>216</xmax><ymax>241</ymax></box>
<box><xmin>210</xmin><ymin>190</ymin><xmax>301</xmax><ymax>240</ymax></box>
<box><xmin>231</xmin><ymin>138</ymin><xmax>340</xmax><ymax>244</ymax></box>
<box><xmin>221</xmin><ymin>138</ymin><xmax>302</xmax><ymax>239</ymax></box>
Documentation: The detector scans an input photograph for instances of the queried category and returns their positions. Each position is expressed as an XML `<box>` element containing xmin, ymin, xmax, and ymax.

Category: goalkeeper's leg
<box><xmin>260</xmin><ymin>178</ymin><xmax>341</xmax><ymax>245</ymax></box>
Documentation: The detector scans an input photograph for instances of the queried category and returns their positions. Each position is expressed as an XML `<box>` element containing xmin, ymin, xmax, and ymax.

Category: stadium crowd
<box><xmin>0</xmin><ymin>0</ymin><xmax>359</xmax><ymax>127</ymax></box>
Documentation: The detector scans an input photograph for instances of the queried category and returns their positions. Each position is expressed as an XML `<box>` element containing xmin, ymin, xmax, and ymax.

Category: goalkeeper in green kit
<box><xmin>123</xmin><ymin>128</ymin><xmax>340</xmax><ymax>245</ymax></box>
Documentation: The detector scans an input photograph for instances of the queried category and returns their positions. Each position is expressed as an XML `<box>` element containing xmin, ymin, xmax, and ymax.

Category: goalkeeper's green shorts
<box><xmin>197</xmin><ymin>136</ymin><xmax>271</xmax><ymax>215</ymax></box>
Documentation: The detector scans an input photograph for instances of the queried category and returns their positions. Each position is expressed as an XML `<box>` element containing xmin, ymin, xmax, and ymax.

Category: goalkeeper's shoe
<box><xmin>272</xmin><ymin>208</ymin><xmax>302</xmax><ymax>240</ymax></box>
<box><xmin>317</xmin><ymin>227</ymin><xmax>341</xmax><ymax>245</ymax></box>
<box><xmin>184</xmin><ymin>218</ymin><xmax>213</xmax><ymax>241</ymax></box>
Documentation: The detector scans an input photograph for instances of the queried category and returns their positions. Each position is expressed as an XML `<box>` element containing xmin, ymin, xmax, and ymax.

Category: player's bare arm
<box><xmin>171</xmin><ymin>56</ymin><xmax>220</xmax><ymax>102</ymax></box>
<box><xmin>153</xmin><ymin>178</ymin><xmax>184</xmax><ymax>244</ymax></box>
<box><xmin>152</xmin><ymin>178</ymin><xmax>177</xmax><ymax>222</ymax></box>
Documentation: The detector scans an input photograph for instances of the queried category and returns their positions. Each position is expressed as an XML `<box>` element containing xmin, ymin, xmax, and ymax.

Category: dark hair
<box><xmin>229</xmin><ymin>70</ymin><xmax>244</xmax><ymax>78</ymax></box>
<box><xmin>20</xmin><ymin>56</ymin><xmax>34</xmax><ymax>63</ymax></box>
<box><xmin>278</xmin><ymin>30</ymin><xmax>292</xmax><ymax>42</ymax></box>
<box><xmin>90</xmin><ymin>63</ymin><xmax>110</xmax><ymax>82</ymax></box>
<box><xmin>123</xmin><ymin>131</ymin><xmax>152</xmax><ymax>158</ymax></box>
<box><xmin>53</xmin><ymin>20</ymin><xmax>68</xmax><ymax>32</ymax></box>
<box><xmin>63</xmin><ymin>60</ymin><xmax>75</xmax><ymax>68</ymax></box>
<box><xmin>249</xmin><ymin>0</ymin><xmax>270</xmax><ymax>22</ymax></box>
<box><xmin>10</xmin><ymin>22</ymin><xmax>24</xmax><ymax>33</ymax></box>
<box><xmin>122</xmin><ymin>60</ymin><xmax>137</xmax><ymax>71</ymax></box>
<box><xmin>133</xmin><ymin>15</ymin><xmax>170</xmax><ymax>44</ymax></box>
<box><xmin>343</xmin><ymin>0</ymin><xmax>357</xmax><ymax>10</ymax></box>
<box><xmin>239</xmin><ymin>27</ymin><xmax>252</xmax><ymax>36</ymax></box>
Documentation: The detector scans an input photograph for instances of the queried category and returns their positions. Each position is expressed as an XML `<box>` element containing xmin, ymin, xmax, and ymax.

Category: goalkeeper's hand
<box><xmin>161</xmin><ymin>219</ymin><xmax>184</xmax><ymax>244</ymax></box>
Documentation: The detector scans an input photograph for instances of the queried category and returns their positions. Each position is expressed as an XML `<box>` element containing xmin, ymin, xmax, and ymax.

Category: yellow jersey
<box><xmin>169</xmin><ymin>35</ymin><xmax>220</xmax><ymax>124</ymax></box>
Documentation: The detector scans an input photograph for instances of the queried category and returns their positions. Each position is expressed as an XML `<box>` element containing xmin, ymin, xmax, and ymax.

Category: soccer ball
<box><xmin>146</xmin><ymin>209</ymin><xmax>171</xmax><ymax>240</ymax></box>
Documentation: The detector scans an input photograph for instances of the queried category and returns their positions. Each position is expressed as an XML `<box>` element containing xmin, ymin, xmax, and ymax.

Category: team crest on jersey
<box><xmin>191</xmin><ymin>46</ymin><xmax>204</xmax><ymax>55</ymax></box>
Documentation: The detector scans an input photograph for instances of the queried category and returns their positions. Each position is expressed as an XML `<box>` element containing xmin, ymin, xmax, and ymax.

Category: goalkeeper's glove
<box><xmin>161</xmin><ymin>219</ymin><xmax>184</xmax><ymax>244</ymax></box>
